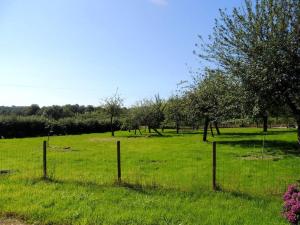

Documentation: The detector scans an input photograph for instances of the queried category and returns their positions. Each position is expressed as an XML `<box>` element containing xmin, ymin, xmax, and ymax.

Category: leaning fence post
<box><xmin>43</xmin><ymin>140</ymin><xmax>47</xmax><ymax>179</ymax></box>
<box><xmin>212</xmin><ymin>141</ymin><xmax>217</xmax><ymax>191</ymax></box>
<box><xmin>117</xmin><ymin>141</ymin><xmax>121</xmax><ymax>183</ymax></box>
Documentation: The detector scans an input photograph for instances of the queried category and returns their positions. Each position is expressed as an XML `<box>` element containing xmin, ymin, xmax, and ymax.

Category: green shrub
<box><xmin>0</xmin><ymin>116</ymin><xmax>121</xmax><ymax>138</ymax></box>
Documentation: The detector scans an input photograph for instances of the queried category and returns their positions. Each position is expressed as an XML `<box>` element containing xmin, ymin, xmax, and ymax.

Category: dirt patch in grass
<box><xmin>0</xmin><ymin>218</ymin><xmax>28</xmax><ymax>225</ymax></box>
<box><xmin>49</xmin><ymin>145</ymin><xmax>73</xmax><ymax>152</ymax></box>
<box><xmin>0</xmin><ymin>170</ymin><xmax>17</xmax><ymax>176</ymax></box>
<box><xmin>240</xmin><ymin>154</ymin><xmax>282</xmax><ymax>161</ymax></box>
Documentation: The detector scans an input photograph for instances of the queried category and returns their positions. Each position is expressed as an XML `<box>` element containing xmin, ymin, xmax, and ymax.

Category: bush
<box><xmin>0</xmin><ymin>116</ymin><xmax>121</xmax><ymax>138</ymax></box>
<box><xmin>283</xmin><ymin>184</ymin><xmax>300</xmax><ymax>224</ymax></box>
<box><xmin>0</xmin><ymin>116</ymin><xmax>48</xmax><ymax>138</ymax></box>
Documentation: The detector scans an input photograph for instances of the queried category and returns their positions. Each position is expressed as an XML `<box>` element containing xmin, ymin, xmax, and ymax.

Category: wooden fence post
<box><xmin>212</xmin><ymin>141</ymin><xmax>217</xmax><ymax>191</ymax></box>
<box><xmin>43</xmin><ymin>140</ymin><xmax>47</xmax><ymax>179</ymax></box>
<box><xmin>117</xmin><ymin>141</ymin><xmax>121</xmax><ymax>183</ymax></box>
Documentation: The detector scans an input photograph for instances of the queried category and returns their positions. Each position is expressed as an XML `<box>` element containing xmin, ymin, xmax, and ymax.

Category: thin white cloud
<box><xmin>149</xmin><ymin>0</ymin><xmax>168</xmax><ymax>6</ymax></box>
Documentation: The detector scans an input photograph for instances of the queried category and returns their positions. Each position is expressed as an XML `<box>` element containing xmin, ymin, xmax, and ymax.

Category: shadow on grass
<box><xmin>217</xmin><ymin>188</ymin><xmax>271</xmax><ymax>201</ymax></box>
<box><xmin>31</xmin><ymin>177</ymin><xmax>211</xmax><ymax>198</ymax></box>
<box><xmin>120</xmin><ymin>133</ymin><xmax>183</xmax><ymax>138</ymax></box>
<box><xmin>117</xmin><ymin>133</ymin><xmax>171</xmax><ymax>138</ymax></box>
<box><xmin>27</xmin><ymin>177</ymin><xmax>274</xmax><ymax>202</ymax></box>
<box><xmin>218</xmin><ymin>140</ymin><xmax>300</xmax><ymax>156</ymax></box>
<box><xmin>115</xmin><ymin>181</ymin><xmax>163</xmax><ymax>194</ymax></box>
<box><xmin>220</xmin><ymin>129</ymin><xmax>297</xmax><ymax>138</ymax></box>
<box><xmin>120</xmin><ymin>128</ymin><xmax>295</xmax><ymax>139</ymax></box>
<box><xmin>123</xmin><ymin>131</ymin><xmax>202</xmax><ymax>138</ymax></box>
<box><xmin>213</xmin><ymin>183</ymin><xmax>284</xmax><ymax>200</ymax></box>
<box><xmin>165</xmin><ymin>130</ymin><xmax>201</xmax><ymax>135</ymax></box>
<box><xmin>31</xmin><ymin>177</ymin><xmax>168</xmax><ymax>194</ymax></box>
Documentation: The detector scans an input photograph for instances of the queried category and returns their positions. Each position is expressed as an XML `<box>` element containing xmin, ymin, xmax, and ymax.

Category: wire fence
<box><xmin>120</xmin><ymin>141</ymin><xmax>211</xmax><ymax>191</ymax></box>
<box><xmin>0</xmin><ymin>139</ymin><xmax>41</xmax><ymax>181</ymax></box>
<box><xmin>44</xmin><ymin>135</ymin><xmax>213</xmax><ymax>191</ymax></box>
<box><xmin>217</xmin><ymin>140</ymin><xmax>300</xmax><ymax>196</ymax></box>
<box><xmin>46</xmin><ymin>143</ymin><xmax>116</xmax><ymax>185</ymax></box>
<box><xmin>0</xmin><ymin>135</ymin><xmax>299</xmax><ymax>197</ymax></box>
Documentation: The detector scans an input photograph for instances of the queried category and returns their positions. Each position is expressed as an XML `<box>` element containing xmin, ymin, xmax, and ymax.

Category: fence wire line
<box><xmin>0</xmin><ymin>136</ymin><xmax>299</xmax><ymax>196</ymax></box>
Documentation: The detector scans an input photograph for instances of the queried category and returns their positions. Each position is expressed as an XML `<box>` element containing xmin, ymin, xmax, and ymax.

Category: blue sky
<box><xmin>0</xmin><ymin>0</ymin><xmax>243</xmax><ymax>106</ymax></box>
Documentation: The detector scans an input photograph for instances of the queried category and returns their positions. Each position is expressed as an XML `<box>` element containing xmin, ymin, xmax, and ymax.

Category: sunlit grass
<box><xmin>0</xmin><ymin>128</ymin><xmax>299</xmax><ymax>224</ymax></box>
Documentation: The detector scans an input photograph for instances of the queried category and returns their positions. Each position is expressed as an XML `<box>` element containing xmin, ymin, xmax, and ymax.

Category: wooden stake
<box><xmin>117</xmin><ymin>141</ymin><xmax>121</xmax><ymax>182</ymax></box>
<box><xmin>43</xmin><ymin>140</ymin><xmax>47</xmax><ymax>179</ymax></box>
<box><xmin>212</xmin><ymin>141</ymin><xmax>217</xmax><ymax>191</ymax></box>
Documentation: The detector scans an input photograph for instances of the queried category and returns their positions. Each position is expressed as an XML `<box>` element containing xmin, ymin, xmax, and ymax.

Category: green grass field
<box><xmin>0</xmin><ymin>128</ymin><xmax>299</xmax><ymax>225</ymax></box>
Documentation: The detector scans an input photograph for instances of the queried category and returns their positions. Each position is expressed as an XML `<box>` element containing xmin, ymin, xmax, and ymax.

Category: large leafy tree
<box><xmin>197</xmin><ymin>0</ymin><xmax>300</xmax><ymax>144</ymax></box>
<box><xmin>187</xmin><ymin>69</ymin><xmax>241</xmax><ymax>141</ymax></box>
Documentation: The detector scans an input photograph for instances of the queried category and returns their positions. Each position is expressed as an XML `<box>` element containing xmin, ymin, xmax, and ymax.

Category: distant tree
<box><xmin>102</xmin><ymin>92</ymin><xmax>123</xmax><ymax>136</ymax></box>
<box><xmin>165</xmin><ymin>95</ymin><xmax>185</xmax><ymax>134</ymax></box>
<box><xmin>85</xmin><ymin>105</ymin><xmax>95</xmax><ymax>113</ymax></box>
<box><xmin>125</xmin><ymin>106</ymin><xmax>143</xmax><ymax>135</ymax></box>
<box><xmin>25</xmin><ymin>104</ymin><xmax>40</xmax><ymax>116</ymax></box>
<box><xmin>135</xmin><ymin>95</ymin><xmax>166</xmax><ymax>136</ymax></box>
<box><xmin>42</xmin><ymin>105</ymin><xmax>64</xmax><ymax>120</ymax></box>
<box><xmin>147</xmin><ymin>95</ymin><xmax>166</xmax><ymax>136</ymax></box>
<box><xmin>197</xmin><ymin>0</ymin><xmax>300</xmax><ymax>144</ymax></box>
<box><xmin>62</xmin><ymin>105</ymin><xmax>75</xmax><ymax>117</ymax></box>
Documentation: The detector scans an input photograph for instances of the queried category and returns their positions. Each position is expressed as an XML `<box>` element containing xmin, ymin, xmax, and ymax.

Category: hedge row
<box><xmin>0</xmin><ymin>116</ymin><xmax>121</xmax><ymax>138</ymax></box>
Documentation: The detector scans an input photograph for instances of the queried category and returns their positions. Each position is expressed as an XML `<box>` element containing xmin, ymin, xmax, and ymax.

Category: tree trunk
<box><xmin>210</xmin><ymin>123</ymin><xmax>214</xmax><ymax>137</ymax></box>
<box><xmin>241</xmin><ymin>118</ymin><xmax>245</xmax><ymax>127</ymax></box>
<box><xmin>134</xmin><ymin>129</ymin><xmax>137</xmax><ymax>135</ymax></box>
<box><xmin>110</xmin><ymin>116</ymin><xmax>114</xmax><ymax>137</ymax></box>
<box><xmin>214</xmin><ymin>121</ymin><xmax>220</xmax><ymax>135</ymax></box>
<box><xmin>284</xmin><ymin>93</ymin><xmax>300</xmax><ymax>145</ymax></box>
<box><xmin>263</xmin><ymin>111</ymin><xmax>268</xmax><ymax>132</ymax></box>
<box><xmin>203</xmin><ymin>117</ymin><xmax>209</xmax><ymax>142</ymax></box>
<box><xmin>176</xmin><ymin>120</ymin><xmax>179</xmax><ymax>134</ymax></box>
<box><xmin>297</xmin><ymin>119</ymin><xmax>300</xmax><ymax>145</ymax></box>
<box><xmin>138</xmin><ymin>129</ymin><xmax>142</xmax><ymax>135</ymax></box>
<box><xmin>153</xmin><ymin>128</ymin><xmax>163</xmax><ymax>136</ymax></box>
<box><xmin>148</xmin><ymin>127</ymin><xmax>151</xmax><ymax>133</ymax></box>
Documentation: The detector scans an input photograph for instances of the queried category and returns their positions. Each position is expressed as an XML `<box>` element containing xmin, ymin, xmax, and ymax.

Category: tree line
<box><xmin>0</xmin><ymin>104</ymin><xmax>97</xmax><ymax>119</ymax></box>
<box><xmin>0</xmin><ymin>89</ymin><xmax>295</xmax><ymax>140</ymax></box>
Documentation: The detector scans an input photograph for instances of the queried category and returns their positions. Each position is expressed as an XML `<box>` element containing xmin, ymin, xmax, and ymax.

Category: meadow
<box><xmin>0</xmin><ymin>128</ymin><xmax>299</xmax><ymax>225</ymax></box>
